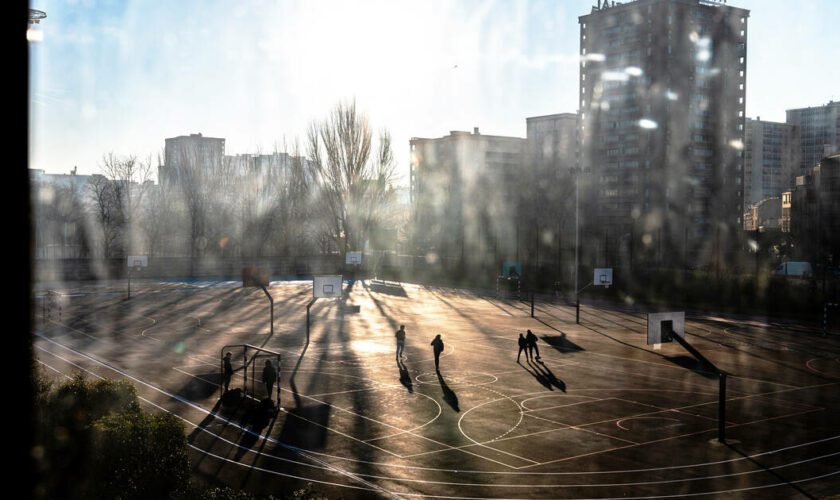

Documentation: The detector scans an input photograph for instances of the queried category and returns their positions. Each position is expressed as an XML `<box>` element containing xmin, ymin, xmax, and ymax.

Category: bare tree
<box><xmin>164</xmin><ymin>142</ymin><xmax>227</xmax><ymax>271</ymax></box>
<box><xmin>34</xmin><ymin>182</ymin><xmax>90</xmax><ymax>259</ymax></box>
<box><xmin>88</xmin><ymin>174</ymin><xmax>124</xmax><ymax>258</ymax></box>
<box><xmin>139</xmin><ymin>161</ymin><xmax>176</xmax><ymax>259</ymax></box>
<box><xmin>99</xmin><ymin>153</ymin><xmax>153</xmax><ymax>255</ymax></box>
<box><xmin>306</xmin><ymin>100</ymin><xmax>397</xmax><ymax>254</ymax></box>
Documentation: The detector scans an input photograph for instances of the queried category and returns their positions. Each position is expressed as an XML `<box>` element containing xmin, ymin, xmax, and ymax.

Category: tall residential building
<box><xmin>743</xmin><ymin>197</ymin><xmax>781</xmax><ymax>232</ymax></box>
<box><xmin>525</xmin><ymin>113</ymin><xmax>579</xmax><ymax>285</ymax></box>
<box><xmin>790</xmin><ymin>154</ymin><xmax>840</xmax><ymax>267</ymax></box>
<box><xmin>410</xmin><ymin>128</ymin><xmax>524</xmax><ymax>273</ymax></box>
<box><xmin>159</xmin><ymin>133</ymin><xmax>226</xmax><ymax>188</ymax></box>
<box><xmin>579</xmin><ymin>0</ymin><xmax>749</xmax><ymax>270</ymax></box>
<box><xmin>786</xmin><ymin>101</ymin><xmax>840</xmax><ymax>177</ymax></box>
<box><xmin>226</xmin><ymin>152</ymin><xmax>309</xmax><ymax>179</ymax></box>
<box><xmin>526</xmin><ymin>113</ymin><xmax>579</xmax><ymax>173</ymax></box>
<box><xmin>744</xmin><ymin>117</ymin><xmax>798</xmax><ymax>209</ymax></box>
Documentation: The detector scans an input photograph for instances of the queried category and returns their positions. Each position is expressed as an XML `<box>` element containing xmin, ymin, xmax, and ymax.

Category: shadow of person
<box><xmin>188</xmin><ymin>398</ymin><xmax>222</xmax><ymax>446</ymax></box>
<box><xmin>240</xmin><ymin>403</ymin><xmax>279</xmax><ymax>487</ymax></box>
<box><xmin>397</xmin><ymin>359</ymin><xmax>413</xmax><ymax>393</ymax></box>
<box><xmin>437</xmin><ymin>372</ymin><xmax>460</xmax><ymax>412</ymax></box>
<box><xmin>521</xmin><ymin>359</ymin><xmax>552</xmax><ymax>390</ymax></box>
<box><xmin>234</xmin><ymin>398</ymin><xmax>274</xmax><ymax>460</ymax></box>
<box><xmin>533</xmin><ymin>360</ymin><xmax>566</xmax><ymax>392</ymax></box>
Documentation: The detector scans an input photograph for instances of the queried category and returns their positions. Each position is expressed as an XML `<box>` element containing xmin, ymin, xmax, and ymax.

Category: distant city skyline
<box><xmin>29</xmin><ymin>0</ymin><xmax>840</xmax><ymax>185</ymax></box>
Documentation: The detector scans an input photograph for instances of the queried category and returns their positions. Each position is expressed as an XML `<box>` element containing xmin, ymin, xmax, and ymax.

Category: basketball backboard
<box><xmin>502</xmin><ymin>260</ymin><xmax>522</xmax><ymax>278</ymax></box>
<box><xmin>594</xmin><ymin>268</ymin><xmax>613</xmax><ymax>287</ymax></box>
<box><xmin>314</xmin><ymin>275</ymin><xmax>343</xmax><ymax>298</ymax></box>
<box><xmin>647</xmin><ymin>312</ymin><xmax>685</xmax><ymax>345</ymax></box>
<box><xmin>242</xmin><ymin>267</ymin><xmax>270</xmax><ymax>287</ymax></box>
<box><xmin>127</xmin><ymin>255</ymin><xmax>148</xmax><ymax>268</ymax></box>
<box><xmin>346</xmin><ymin>251</ymin><xmax>362</xmax><ymax>265</ymax></box>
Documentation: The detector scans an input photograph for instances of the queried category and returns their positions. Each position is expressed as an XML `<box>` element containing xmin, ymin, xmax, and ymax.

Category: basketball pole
<box><xmin>306</xmin><ymin>298</ymin><xmax>317</xmax><ymax>342</ymax></box>
<box><xmin>261</xmin><ymin>285</ymin><xmax>274</xmax><ymax>336</ymax></box>
<box><xmin>718</xmin><ymin>372</ymin><xmax>727</xmax><ymax>443</ymax></box>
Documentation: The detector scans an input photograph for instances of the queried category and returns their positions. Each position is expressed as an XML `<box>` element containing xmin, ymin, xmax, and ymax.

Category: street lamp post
<box><xmin>575</xmin><ymin>167</ymin><xmax>581</xmax><ymax>324</ymax></box>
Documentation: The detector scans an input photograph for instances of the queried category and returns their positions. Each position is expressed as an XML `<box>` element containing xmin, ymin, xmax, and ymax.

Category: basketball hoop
<box><xmin>29</xmin><ymin>9</ymin><xmax>47</xmax><ymax>24</ymax></box>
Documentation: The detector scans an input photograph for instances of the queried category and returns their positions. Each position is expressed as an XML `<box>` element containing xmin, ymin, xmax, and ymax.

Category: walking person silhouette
<box><xmin>395</xmin><ymin>324</ymin><xmax>407</xmax><ymax>360</ymax></box>
<box><xmin>431</xmin><ymin>334</ymin><xmax>445</xmax><ymax>372</ymax></box>
<box><xmin>262</xmin><ymin>359</ymin><xmax>277</xmax><ymax>402</ymax></box>
<box><xmin>517</xmin><ymin>333</ymin><xmax>527</xmax><ymax>362</ymax></box>
<box><xmin>526</xmin><ymin>329</ymin><xmax>541</xmax><ymax>361</ymax></box>
<box><xmin>223</xmin><ymin>352</ymin><xmax>235</xmax><ymax>392</ymax></box>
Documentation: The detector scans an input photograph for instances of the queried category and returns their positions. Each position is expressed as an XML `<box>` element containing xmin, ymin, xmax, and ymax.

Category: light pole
<box><xmin>574</xmin><ymin>167</ymin><xmax>581</xmax><ymax>324</ymax></box>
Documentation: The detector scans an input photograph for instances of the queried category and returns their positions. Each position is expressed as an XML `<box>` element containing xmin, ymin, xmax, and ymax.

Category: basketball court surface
<box><xmin>33</xmin><ymin>279</ymin><xmax>840</xmax><ymax>498</ymax></box>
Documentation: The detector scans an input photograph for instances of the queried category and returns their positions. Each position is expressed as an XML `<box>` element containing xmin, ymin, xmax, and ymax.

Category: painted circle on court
<box><xmin>616</xmin><ymin>416</ymin><xmax>684</xmax><ymax>431</ymax></box>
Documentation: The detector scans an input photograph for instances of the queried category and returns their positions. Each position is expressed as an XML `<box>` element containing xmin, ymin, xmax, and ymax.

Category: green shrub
<box><xmin>48</xmin><ymin>374</ymin><xmax>140</xmax><ymax>428</ymax></box>
<box><xmin>91</xmin><ymin>411</ymin><xmax>189</xmax><ymax>500</ymax></box>
<box><xmin>35</xmin><ymin>374</ymin><xmax>190</xmax><ymax>499</ymax></box>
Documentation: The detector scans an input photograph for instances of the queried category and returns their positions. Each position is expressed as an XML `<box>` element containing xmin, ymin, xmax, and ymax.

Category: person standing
<box><xmin>430</xmin><ymin>334</ymin><xmax>445</xmax><ymax>372</ymax></box>
<box><xmin>223</xmin><ymin>352</ymin><xmax>234</xmax><ymax>392</ymax></box>
<box><xmin>517</xmin><ymin>333</ymin><xmax>527</xmax><ymax>362</ymax></box>
<box><xmin>526</xmin><ymin>329</ymin><xmax>541</xmax><ymax>361</ymax></box>
<box><xmin>262</xmin><ymin>359</ymin><xmax>278</xmax><ymax>402</ymax></box>
<box><xmin>395</xmin><ymin>324</ymin><xmax>407</xmax><ymax>360</ymax></box>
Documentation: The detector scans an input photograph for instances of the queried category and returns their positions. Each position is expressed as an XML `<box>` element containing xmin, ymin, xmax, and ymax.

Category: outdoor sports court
<box><xmin>33</xmin><ymin>278</ymin><xmax>840</xmax><ymax>498</ymax></box>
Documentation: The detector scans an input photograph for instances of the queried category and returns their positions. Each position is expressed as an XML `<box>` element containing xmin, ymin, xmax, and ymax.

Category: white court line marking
<box><xmin>48</xmin><ymin>318</ymin><xmax>99</xmax><ymax>341</ymax></box>
<box><xmin>36</xmin><ymin>359</ymin><xmax>73</xmax><ymax>380</ymax></box>
<box><xmin>307</xmin><ymin>386</ymin><xmax>386</xmax><ymax>397</ymax></box>
<box><xmin>523</xmin><ymin>412</ymin><xmax>641</xmax><ymax>445</ymax></box>
<box><xmin>521</xmin><ymin>398</ymin><xmax>609</xmax><ymax>413</ymax></box>
<box><xmin>806</xmin><ymin>357</ymin><xmax>840</xmax><ymax>377</ymax></box>
<box><xmin>611</xmin><ymin>397</ymin><xmax>734</xmax><ymax>426</ymax></box>
<box><xmin>616</xmin><ymin>416</ymin><xmax>681</xmax><ymax>431</ymax></box>
<box><xmin>733</xmin><ymin>407</ymin><xmax>825</xmax><ymax>428</ymax></box>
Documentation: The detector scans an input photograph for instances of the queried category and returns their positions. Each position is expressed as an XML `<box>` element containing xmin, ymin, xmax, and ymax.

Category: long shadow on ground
<box><xmin>519</xmin><ymin>359</ymin><xmax>567</xmax><ymax>392</ymax></box>
<box><xmin>437</xmin><ymin>372</ymin><xmax>460</xmax><ymax>412</ymax></box>
<box><xmin>541</xmin><ymin>333</ymin><xmax>585</xmax><ymax>353</ymax></box>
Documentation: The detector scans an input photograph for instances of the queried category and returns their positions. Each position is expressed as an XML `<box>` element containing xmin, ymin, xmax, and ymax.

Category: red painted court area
<box><xmin>34</xmin><ymin>279</ymin><xmax>840</xmax><ymax>498</ymax></box>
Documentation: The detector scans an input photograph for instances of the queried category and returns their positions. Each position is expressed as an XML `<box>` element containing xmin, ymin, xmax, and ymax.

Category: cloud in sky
<box><xmin>30</xmin><ymin>0</ymin><xmax>840</xmax><ymax>183</ymax></box>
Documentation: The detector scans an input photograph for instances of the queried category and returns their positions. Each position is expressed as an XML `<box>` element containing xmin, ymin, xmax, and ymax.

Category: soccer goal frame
<box><xmin>220</xmin><ymin>344</ymin><xmax>282</xmax><ymax>402</ymax></box>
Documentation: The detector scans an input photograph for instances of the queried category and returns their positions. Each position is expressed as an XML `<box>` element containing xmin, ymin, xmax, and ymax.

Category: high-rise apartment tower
<box><xmin>579</xmin><ymin>0</ymin><xmax>749</xmax><ymax>269</ymax></box>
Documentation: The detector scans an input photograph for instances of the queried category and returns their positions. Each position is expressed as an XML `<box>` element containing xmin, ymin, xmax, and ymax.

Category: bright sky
<box><xmin>29</xmin><ymin>0</ymin><xmax>840</xmax><ymax>185</ymax></box>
